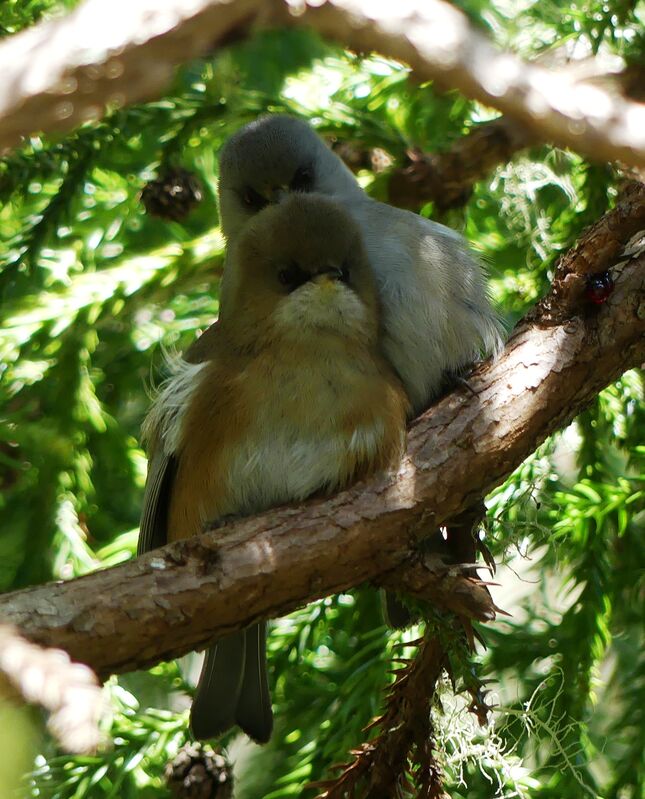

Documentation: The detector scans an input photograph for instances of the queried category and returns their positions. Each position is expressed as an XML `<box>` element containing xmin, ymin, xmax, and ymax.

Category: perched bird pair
<box><xmin>139</xmin><ymin>116</ymin><xmax>503</xmax><ymax>743</ymax></box>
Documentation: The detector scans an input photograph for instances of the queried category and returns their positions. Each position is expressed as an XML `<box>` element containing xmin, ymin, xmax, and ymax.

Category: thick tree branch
<box><xmin>336</xmin><ymin>117</ymin><xmax>532</xmax><ymax>211</ymax></box>
<box><xmin>387</xmin><ymin>118</ymin><xmax>533</xmax><ymax>211</ymax></box>
<box><xmin>0</xmin><ymin>194</ymin><xmax>643</xmax><ymax>679</ymax></box>
<box><xmin>1</xmin><ymin>0</ymin><xmax>645</xmax><ymax>169</ymax></box>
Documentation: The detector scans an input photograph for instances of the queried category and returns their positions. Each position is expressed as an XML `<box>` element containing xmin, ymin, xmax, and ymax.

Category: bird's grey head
<box><xmin>217</xmin><ymin>115</ymin><xmax>360</xmax><ymax>241</ymax></box>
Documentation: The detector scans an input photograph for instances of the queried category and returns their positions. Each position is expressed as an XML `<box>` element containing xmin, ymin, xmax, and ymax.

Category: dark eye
<box><xmin>290</xmin><ymin>165</ymin><xmax>314</xmax><ymax>192</ymax></box>
<box><xmin>278</xmin><ymin>262</ymin><xmax>308</xmax><ymax>292</ymax></box>
<box><xmin>340</xmin><ymin>261</ymin><xmax>350</xmax><ymax>283</ymax></box>
<box><xmin>242</xmin><ymin>186</ymin><xmax>268</xmax><ymax>211</ymax></box>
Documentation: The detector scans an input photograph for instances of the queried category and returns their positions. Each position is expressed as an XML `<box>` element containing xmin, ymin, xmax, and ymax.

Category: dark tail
<box><xmin>190</xmin><ymin>623</ymin><xmax>273</xmax><ymax>744</ymax></box>
<box><xmin>235</xmin><ymin>623</ymin><xmax>273</xmax><ymax>743</ymax></box>
<box><xmin>382</xmin><ymin>590</ymin><xmax>413</xmax><ymax>629</ymax></box>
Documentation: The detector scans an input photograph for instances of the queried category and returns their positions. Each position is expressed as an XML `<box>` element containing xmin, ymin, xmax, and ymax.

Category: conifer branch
<box><xmin>312</xmin><ymin>606</ymin><xmax>494</xmax><ymax>797</ymax></box>
<box><xmin>312</xmin><ymin>632</ymin><xmax>449</xmax><ymax>799</ymax></box>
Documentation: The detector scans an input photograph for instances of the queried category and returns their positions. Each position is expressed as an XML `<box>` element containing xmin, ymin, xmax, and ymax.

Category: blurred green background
<box><xmin>0</xmin><ymin>1</ymin><xmax>643</xmax><ymax>797</ymax></box>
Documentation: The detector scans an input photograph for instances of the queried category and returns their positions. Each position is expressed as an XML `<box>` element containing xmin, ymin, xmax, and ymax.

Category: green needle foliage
<box><xmin>1</xmin><ymin>1</ymin><xmax>643</xmax><ymax>798</ymax></box>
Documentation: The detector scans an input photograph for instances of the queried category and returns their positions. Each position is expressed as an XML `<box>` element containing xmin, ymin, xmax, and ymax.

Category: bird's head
<box><xmin>222</xmin><ymin>194</ymin><xmax>379</xmax><ymax>349</ymax></box>
<box><xmin>218</xmin><ymin>115</ymin><xmax>360</xmax><ymax>241</ymax></box>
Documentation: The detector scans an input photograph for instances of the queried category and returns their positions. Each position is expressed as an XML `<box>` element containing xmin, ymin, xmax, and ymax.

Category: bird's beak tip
<box><xmin>313</xmin><ymin>270</ymin><xmax>342</xmax><ymax>289</ymax></box>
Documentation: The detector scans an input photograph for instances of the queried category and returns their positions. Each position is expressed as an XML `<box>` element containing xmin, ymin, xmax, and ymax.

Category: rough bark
<box><xmin>0</xmin><ymin>218</ymin><xmax>642</xmax><ymax>679</ymax></box>
<box><xmin>1</xmin><ymin>0</ymin><xmax>645</xmax><ymax>169</ymax></box>
<box><xmin>537</xmin><ymin>180</ymin><xmax>645</xmax><ymax>320</ymax></box>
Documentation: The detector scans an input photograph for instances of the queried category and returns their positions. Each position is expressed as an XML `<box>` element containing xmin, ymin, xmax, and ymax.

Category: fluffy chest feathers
<box><xmin>162</xmin><ymin>338</ymin><xmax>406</xmax><ymax>540</ymax></box>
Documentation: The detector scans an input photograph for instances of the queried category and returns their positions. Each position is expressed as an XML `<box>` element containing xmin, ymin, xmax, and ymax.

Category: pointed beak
<box><xmin>311</xmin><ymin>268</ymin><xmax>344</xmax><ymax>290</ymax></box>
<box><xmin>317</xmin><ymin>267</ymin><xmax>344</xmax><ymax>281</ymax></box>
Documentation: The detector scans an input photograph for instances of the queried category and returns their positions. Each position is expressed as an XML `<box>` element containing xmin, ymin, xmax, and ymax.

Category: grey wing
<box><xmin>138</xmin><ymin>445</ymin><xmax>178</xmax><ymax>555</ymax></box>
<box><xmin>413</xmin><ymin>212</ymin><xmax>505</xmax><ymax>358</ymax></box>
<box><xmin>355</xmin><ymin>200</ymin><xmax>504</xmax><ymax>412</ymax></box>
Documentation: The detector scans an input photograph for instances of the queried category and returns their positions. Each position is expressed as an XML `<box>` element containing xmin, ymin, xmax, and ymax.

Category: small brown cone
<box><xmin>141</xmin><ymin>168</ymin><xmax>203</xmax><ymax>221</ymax></box>
<box><xmin>165</xmin><ymin>742</ymin><xmax>234</xmax><ymax>799</ymax></box>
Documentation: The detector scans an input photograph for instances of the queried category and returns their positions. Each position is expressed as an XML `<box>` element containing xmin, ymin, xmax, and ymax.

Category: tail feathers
<box><xmin>382</xmin><ymin>589</ymin><xmax>414</xmax><ymax>629</ymax></box>
<box><xmin>189</xmin><ymin>625</ymin><xmax>273</xmax><ymax>743</ymax></box>
<box><xmin>235</xmin><ymin>623</ymin><xmax>273</xmax><ymax>743</ymax></box>
<box><xmin>190</xmin><ymin>634</ymin><xmax>245</xmax><ymax>740</ymax></box>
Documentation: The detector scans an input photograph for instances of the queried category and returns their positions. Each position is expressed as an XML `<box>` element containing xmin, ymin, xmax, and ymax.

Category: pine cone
<box><xmin>141</xmin><ymin>168</ymin><xmax>203</xmax><ymax>221</ymax></box>
<box><xmin>165</xmin><ymin>742</ymin><xmax>234</xmax><ymax>799</ymax></box>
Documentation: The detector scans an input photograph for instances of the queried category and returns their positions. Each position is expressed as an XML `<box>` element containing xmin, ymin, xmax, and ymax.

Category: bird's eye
<box><xmin>290</xmin><ymin>165</ymin><xmax>314</xmax><ymax>192</ymax></box>
<box><xmin>242</xmin><ymin>186</ymin><xmax>268</xmax><ymax>210</ymax></box>
<box><xmin>340</xmin><ymin>261</ymin><xmax>350</xmax><ymax>283</ymax></box>
<box><xmin>278</xmin><ymin>262</ymin><xmax>308</xmax><ymax>292</ymax></box>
